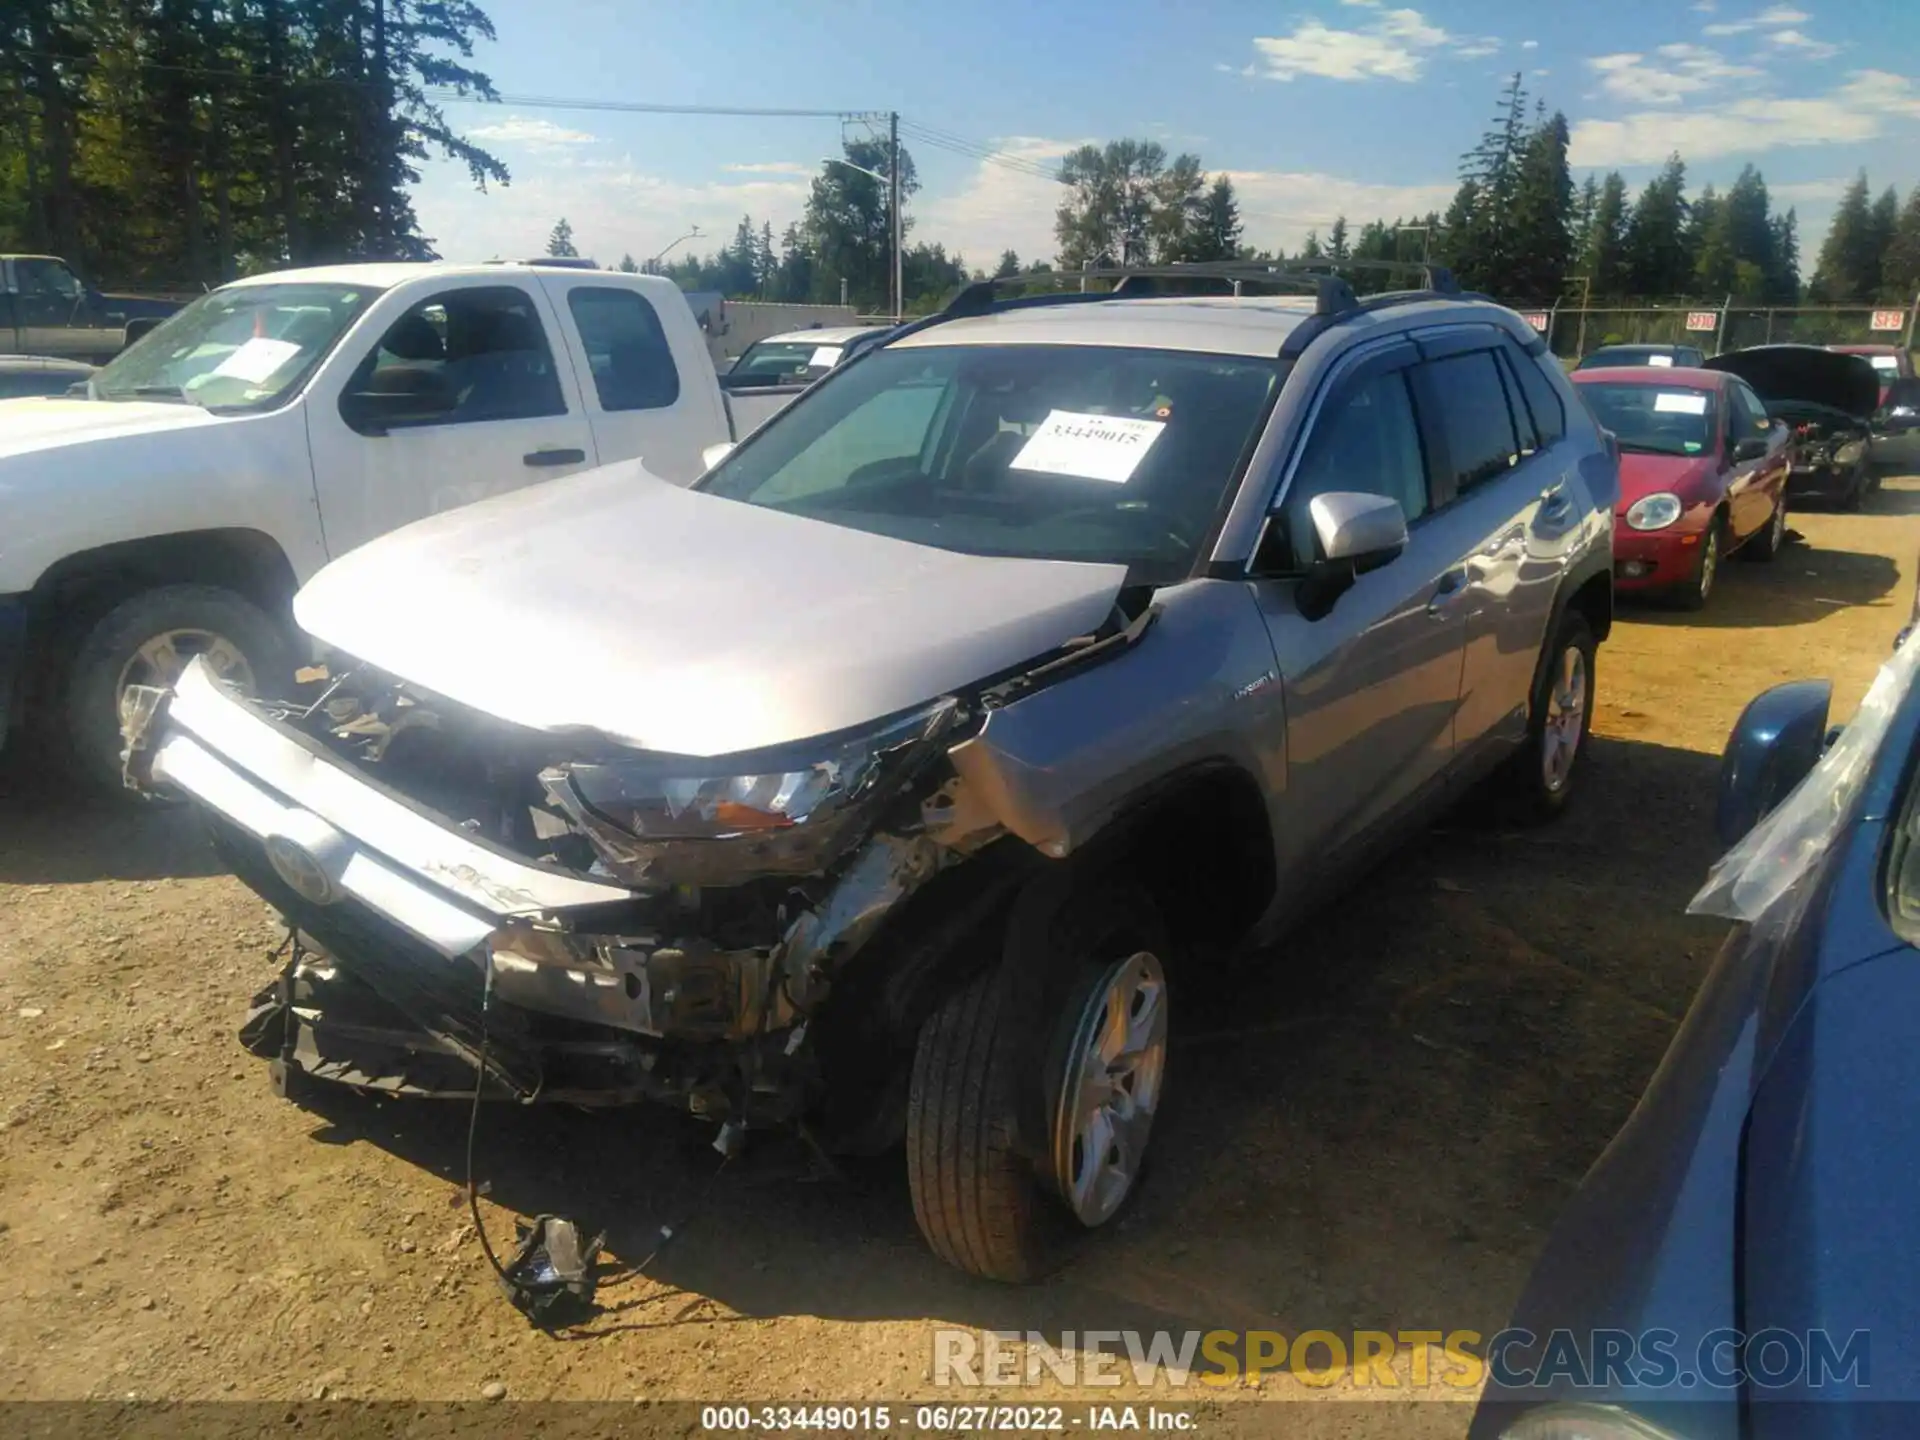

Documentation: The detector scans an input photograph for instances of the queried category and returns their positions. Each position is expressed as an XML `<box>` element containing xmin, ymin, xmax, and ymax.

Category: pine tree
<box><xmin>1191</xmin><ymin>175</ymin><xmax>1243</xmax><ymax>260</ymax></box>
<box><xmin>1299</xmin><ymin>228</ymin><xmax>1324</xmax><ymax>260</ymax></box>
<box><xmin>1623</xmin><ymin>155</ymin><xmax>1690</xmax><ymax>297</ymax></box>
<box><xmin>1438</xmin><ymin>179</ymin><xmax>1483</xmax><ymax>285</ymax></box>
<box><xmin>1508</xmin><ymin>110</ymin><xmax>1573</xmax><ymax>299</ymax></box>
<box><xmin>1870</xmin><ymin>185</ymin><xmax>1901</xmax><ymax>299</ymax></box>
<box><xmin>616</xmin><ymin>253</ymin><xmax>639</xmax><ymax>273</ymax></box>
<box><xmin>1575</xmin><ymin>172</ymin><xmax>1631</xmax><ymax>299</ymax></box>
<box><xmin>1812</xmin><ymin>172</ymin><xmax>1877</xmax><ymax>302</ymax></box>
<box><xmin>1688</xmin><ymin>185</ymin><xmax>1729</xmax><ymax>294</ymax></box>
<box><xmin>994</xmin><ymin>249</ymin><xmax>1021</xmax><ymax>278</ymax></box>
<box><xmin>546</xmin><ymin>216</ymin><xmax>578</xmax><ymax>257</ymax></box>
<box><xmin>1327</xmin><ymin>215</ymin><xmax>1350</xmax><ymax>261</ymax></box>
<box><xmin>1766</xmin><ymin>208</ymin><xmax>1802</xmax><ymax>303</ymax></box>
<box><xmin>1882</xmin><ymin>187</ymin><xmax>1920</xmax><ymax>300</ymax></box>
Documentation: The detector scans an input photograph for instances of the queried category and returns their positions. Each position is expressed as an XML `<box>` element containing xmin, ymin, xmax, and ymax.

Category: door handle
<box><xmin>523</xmin><ymin>448</ymin><xmax>586</xmax><ymax>468</ymax></box>
<box><xmin>1427</xmin><ymin>567</ymin><xmax>1471</xmax><ymax>617</ymax></box>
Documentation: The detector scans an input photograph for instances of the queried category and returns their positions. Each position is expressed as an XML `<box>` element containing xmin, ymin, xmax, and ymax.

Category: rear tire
<box><xmin>64</xmin><ymin>584</ymin><xmax>291</xmax><ymax>796</ymax></box>
<box><xmin>906</xmin><ymin>880</ymin><xmax>1169</xmax><ymax>1283</ymax></box>
<box><xmin>1495</xmin><ymin>610</ymin><xmax>1597</xmax><ymax>824</ymax></box>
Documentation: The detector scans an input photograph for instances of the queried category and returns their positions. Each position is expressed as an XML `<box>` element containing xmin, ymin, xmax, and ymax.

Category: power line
<box><xmin>897</xmin><ymin>120</ymin><xmax>1069</xmax><ymax>184</ymax></box>
<box><xmin>428</xmin><ymin>89</ymin><xmax>883</xmax><ymax>121</ymax></box>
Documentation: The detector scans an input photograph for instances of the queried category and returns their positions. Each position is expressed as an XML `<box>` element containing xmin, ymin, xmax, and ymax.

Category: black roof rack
<box><xmin>897</xmin><ymin>259</ymin><xmax>1482</xmax><ymax>357</ymax></box>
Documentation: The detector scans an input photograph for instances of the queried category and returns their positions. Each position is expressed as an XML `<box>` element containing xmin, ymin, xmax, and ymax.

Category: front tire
<box><xmin>1676</xmin><ymin>516</ymin><xmax>1723</xmax><ymax>611</ymax></box>
<box><xmin>1742</xmin><ymin>491</ymin><xmax>1787</xmax><ymax>563</ymax></box>
<box><xmin>64</xmin><ymin>584</ymin><xmax>291</xmax><ymax>794</ymax></box>
<box><xmin>906</xmin><ymin>881</ymin><xmax>1169</xmax><ymax>1283</ymax></box>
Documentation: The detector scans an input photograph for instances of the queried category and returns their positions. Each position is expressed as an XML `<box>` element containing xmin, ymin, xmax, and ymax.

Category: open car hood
<box><xmin>292</xmin><ymin>459</ymin><xmax>1131</xmax><ymax>758</ymax></box>
<box><xmin>1705</xmin><ymin>345</ymin><xmax>1880</xmax><ymax>419</ymax></box>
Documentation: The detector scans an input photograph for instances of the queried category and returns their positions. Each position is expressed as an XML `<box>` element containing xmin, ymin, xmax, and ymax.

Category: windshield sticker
<box><xmin>1654</xmin><ymin>391</ymin><xmax>1709</xmax><ymax>415</ymax></box>
<box><xmin>1009</xmin><ymin>409</ymin><xmax>1167</xmax><ymax>484</ymax></box>
<box><xmin>1684</xmin><ymin>441</ymin><xmax>1703</xmax><ymax>453</ymax></box>
<box><xmin>808</xmin><ymin>346</ymin><xmax>844</xmax><ymax>368</ymax></box>
<box><xmin>210</xmin><ymin>337</ymin><xmax>302</xmax><ymax>383</ymax></box>
<box><xmin>1647</xmin><ymin>355</ymin><xmax>1674</xmax><ymax>367</ymax></box>
<box><xmin>1871</xmin><ymin>356</ymin><xmax>1900</xmax><ymax>373</ymax></box>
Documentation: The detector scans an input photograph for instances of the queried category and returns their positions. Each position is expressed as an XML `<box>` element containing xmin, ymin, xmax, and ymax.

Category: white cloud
<box><xmin>1586</xmin><ymin>44</ymin><xmax>1761</xmax><ymax>105</ymax></box>
<box><xmin>915</xmin><ymin>136</ymin><xmax>1089</xmax><ymax>266</ymax></box>
<box><xmin>1569</xmin><ymin>68</ymin><xmax>1920</xmax><ymax>166</ymax></box>
<box><xmin>1522</xmin><ymin>39</ymin><xmax>1539</xmax><ymax>49</ymax></box>
<box><xmin>1766</xmin><ymin>175</ymin><xmax>1851</xmax><ymax>202</ymax></box>
<box><xmin>1703</xmin><ymin>4</ymin><xmax>1810</xmax><ymax>35</ymax></box>
<box><xmin>463</xmin><ymin>115</ymin><xmax>598</xmax><ymax>148</ymax></box>
<box><xmin>1693</xmin><ymin>0</ymin><xmax>1717</xmax><ymax>10</ymax></box>
<box><xmin>1245</xmin><ymin>6</ymin><xmax>1496</xmax><ymax>82</ymax></box>
<box><xmin>1767</xmin><ymin>28</ymin><xmax>1840</xmax><ymax>59</ymax></box>
<box><xmin>722</xmin><ymin>161</ymin><xmax>815</xmax><ymax>176</ymax></box>
<box><xmin>1225</xmin><ymin>170</ymin><xmax>1458</xmax><ymax>252</ymax></box>
<box><xmin>1534</xmin><ymin>68</ymin><xmax>1551</xmax><ymax>77</ymax></box>
<box><xmin>412</xmin><ymin>151</ymin><xmax>813</xmax><ymax>265</ymax></box>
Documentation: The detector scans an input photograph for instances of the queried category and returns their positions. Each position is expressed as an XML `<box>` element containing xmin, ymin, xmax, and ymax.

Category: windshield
<box><xmin>1577</xmin><ymin>346</ymin><xmax>1694</xmax><ymax>370</ymax></box>
<box><xmin>726</xmin><ymin>339</ymin><xmax>848</xmax><ymax>388</ymax></box>
<box><xmin>699</xmin><ymin>343</ymin><xmax>1286</xmax><ymax>585</ymax></box>
<box><xmin>1578</xmin><ymin>381</ymin><xmax>1718</xmax><ymax>456</ymax></box>
<box><xmin>91</xmin><ymin>283</ymin><xmax>376</xmax><ymax>409</ymax></box>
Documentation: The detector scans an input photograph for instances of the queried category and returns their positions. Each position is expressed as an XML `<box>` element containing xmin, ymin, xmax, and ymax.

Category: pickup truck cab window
<box><xmin>90</xmin><ymin>282</ymin><xmax>373</xmax><ymax>410</ymax></box>
<box><xmin>15</xmin><ymin>256</ymin><xmax>84</xmax><ymax>302</ymax></box>
<box><xmin>565</xmin><ymin>286</ymin><xmax>680</xmax><ymax>412</ymax></box>
<box><xmin>340</xmin><ymin>285</ymin><xmax>566</xmax><ymax>433</ymax></box>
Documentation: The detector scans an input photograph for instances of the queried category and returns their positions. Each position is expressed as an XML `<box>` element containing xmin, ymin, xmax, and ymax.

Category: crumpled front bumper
<box><xmin>129</xmin><ymin>656</ymin><xmax>633</xmax><ymax>956</ymax></box>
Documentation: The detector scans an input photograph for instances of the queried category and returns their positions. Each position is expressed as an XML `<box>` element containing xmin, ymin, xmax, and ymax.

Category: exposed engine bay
<box><xmin>123</xmin><ymin>597</ymin><xmax>1154</xmax><ymax>1140</ymax></box>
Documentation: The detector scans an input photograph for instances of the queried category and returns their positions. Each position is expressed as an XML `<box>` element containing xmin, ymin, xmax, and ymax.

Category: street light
<box><xmin>647</xmin><ymin>225</ymin><xmax>702</xmax><ymax>272</ymax></box>
<box><xmin>825</xmin><ymin>149</ymin><xmax>902</xmax><ymax>323</ymax></box>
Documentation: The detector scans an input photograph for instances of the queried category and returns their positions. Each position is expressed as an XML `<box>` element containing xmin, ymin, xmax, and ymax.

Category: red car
<box><xmin>1572</xmin><ymin>366</ymin><xmax>1791</xmax><ymax>608</ymax></box>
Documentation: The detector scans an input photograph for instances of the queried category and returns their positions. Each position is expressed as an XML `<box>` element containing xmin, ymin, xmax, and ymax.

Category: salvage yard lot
<box><xmin>2</xmin><ymin>480</ymin><xmax>1916</xmax><ymax>1431</ymax></box>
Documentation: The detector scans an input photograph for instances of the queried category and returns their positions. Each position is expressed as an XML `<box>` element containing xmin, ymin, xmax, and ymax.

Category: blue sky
<box><xmin>413</xmin><ymin>0</ymin><xmax>1920</xmax><ymax>273</ymax></box>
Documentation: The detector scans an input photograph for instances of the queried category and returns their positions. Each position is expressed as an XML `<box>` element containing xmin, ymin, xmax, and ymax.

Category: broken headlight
<box><xmin>539</xmin><ymin>698</ymin><xmax>961</xmax><ymax>885</ymax></box>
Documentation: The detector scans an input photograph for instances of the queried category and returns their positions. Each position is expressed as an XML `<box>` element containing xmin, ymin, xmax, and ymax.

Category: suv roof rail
<box><xmin>892</xmin><ymin>259</ymin><xmax>1478</xmax><ymax>354</ymax></box>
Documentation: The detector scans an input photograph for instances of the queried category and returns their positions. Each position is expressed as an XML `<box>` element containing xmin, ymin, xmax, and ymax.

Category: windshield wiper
<box><xmin>1616</xmin><ymin>441</ymin><xmax>1688</xmax><ymax>456</ymax></box>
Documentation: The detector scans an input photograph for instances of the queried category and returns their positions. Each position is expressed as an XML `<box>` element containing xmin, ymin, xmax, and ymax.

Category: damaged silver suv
<box><xmin>125</xmin><ymin>264</ymin><xmax>1617</xmax><ymax>1283</ymax></box>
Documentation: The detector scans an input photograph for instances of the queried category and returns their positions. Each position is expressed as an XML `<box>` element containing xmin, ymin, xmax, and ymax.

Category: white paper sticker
<box><xmin>1654</xmin><ymin>391</ymin><xmax>1709</xmax><ymax>414</ymax></box>
<box><xmin>211</xmin><ymin>337</ymin><xmax>302</xmax><ymax>383</ymax></box>
<box><xmin>1008</xmin><ymin>410</ymin><xmax>1166</xmax><ymax>484</ymax></box>
<box><xmin>1647</xmin><ymin>354</ymin><xmax>1674</xmax><ymax>367</ymax></box>
<box><xmin>808</xmin><ymin>346</ymin><xmax>844</xmax><ymax>369</ymax></box>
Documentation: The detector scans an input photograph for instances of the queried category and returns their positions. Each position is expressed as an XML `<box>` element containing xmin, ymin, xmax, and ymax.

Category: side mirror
<box><xmin>340</xmin><ymin>383</ymin><xmax>456</xmax><ymax>436</ymax></box>
<box><xmin>1289</xmin><ymin>492</ymin><xmax>1409</xmax><ymax>621</ymax></box>
<box><xmin>1732</xmin><ymin>436</ymin><xmax>1770</xmax><ymax>462</ymax></box>
<box><xmin>1311</xmin><ymin>491</ymin><xmax>1410</xmax><ymax>568</ymax></box>
<box><xmin>1714</xmin><ymin>679</ymin><xmax>1834</xmax><ymax>847</ymax></box>
<box><xmin>701</xmin><ymin>441</ymin><xmax>736</xmax><ymax>470</ymax></box>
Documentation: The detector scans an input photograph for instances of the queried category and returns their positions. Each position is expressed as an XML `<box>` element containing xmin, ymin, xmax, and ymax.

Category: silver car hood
<box><xmin>293</xmin><ymin>460</ymin><xmax>1130</xmax><ymax>757</ymax></box>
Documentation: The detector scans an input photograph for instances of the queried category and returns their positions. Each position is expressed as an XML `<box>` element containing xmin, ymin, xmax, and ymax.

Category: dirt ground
<box><xmin>2</xmin><ymin>477</ymin><xmax>1917</xmax><ymax>1435</ymax></box>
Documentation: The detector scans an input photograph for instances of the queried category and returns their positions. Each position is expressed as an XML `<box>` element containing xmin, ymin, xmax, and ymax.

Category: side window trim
<box><xmin>1258</xmin><ymin>336</ymin><xmax>1422</xmax><ymax>525</ymax></box>
<box><xmin>1493</xmin><ymin>348</ymin><xmax>1539</xmax><ymax>457</ymax></box>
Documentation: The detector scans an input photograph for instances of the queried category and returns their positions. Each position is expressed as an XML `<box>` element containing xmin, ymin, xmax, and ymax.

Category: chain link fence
<box><xmin>1507</xmin><ymin>301</ymin><xmax>1920</xmax><ymax>363</ymax></box>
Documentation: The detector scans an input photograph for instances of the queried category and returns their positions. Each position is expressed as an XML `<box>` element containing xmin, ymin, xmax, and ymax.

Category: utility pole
<box><xmin>889</xmin><ymin>111</ymin><xmax>903</xmax><ymax>323</ymax></box>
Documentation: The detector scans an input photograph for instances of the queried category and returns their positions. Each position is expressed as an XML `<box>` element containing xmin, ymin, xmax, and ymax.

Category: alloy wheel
<box><xmin>1541</xmin><ymin>645</ymin><xmax>1588</xmax><ymax>795</ymax></box>
<box><xmin>115</xmin><ymin>628</ymin><xmax>256</xmax><ymax>699</ymax></box>
<box><xmin>1051</xmin><ymin>950</ymin><xmax>1169</xmax><ymax>1227</ymax></box>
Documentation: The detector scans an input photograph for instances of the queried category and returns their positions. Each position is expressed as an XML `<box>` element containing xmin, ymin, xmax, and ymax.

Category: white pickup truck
<box><xmin>0</xmin><ymin>261</ymin><xmax>799</xmax><ymax>786</ymax></box>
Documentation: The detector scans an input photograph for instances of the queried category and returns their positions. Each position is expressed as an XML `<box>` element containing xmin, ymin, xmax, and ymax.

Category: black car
<box><xmin>1472</xmin><ymin>589</ymin><xmax>1920</xmax><ymax>1440</ymax></box>
<box><xmin>0</xmin><ymin>354</ymin><xmax>95</xmax><ymax>399</ymax></box>
<box><xmin>1573</xmin><ymin>343</ymin><xmax>1709</xmax><ymax>372</ymax></box>
<box><xmin>1706</xmin><ymin>345</ymin><xmax>1880</xmax><ymax>509</ymax></box>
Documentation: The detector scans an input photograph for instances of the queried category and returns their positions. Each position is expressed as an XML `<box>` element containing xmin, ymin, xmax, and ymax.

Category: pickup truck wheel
<box><xmin>1496</xmin><ymin>610</ymin><xmax>1596</xmax><ymax>824</ymax></box>
<box><xmin>65</xmin><ymin>584</ymin><xmax>290</xmax><ymax>794</ymax></box>
<box><xmin>906</xmin><ymin>881</ymin><xmax>1168</xmax><ymax>1283</ymax></box>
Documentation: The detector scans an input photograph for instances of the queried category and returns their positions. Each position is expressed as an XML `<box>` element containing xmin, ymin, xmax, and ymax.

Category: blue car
<box><xmin>1471</xmin><ymin>587</ymin><xmax>1920</xmax><ymax>1440</ymax></box>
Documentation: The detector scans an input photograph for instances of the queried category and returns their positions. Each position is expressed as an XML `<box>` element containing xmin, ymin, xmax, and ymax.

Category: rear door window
<box><xmin>1502</xmin><ymin>345</ymin><xmax>1567</xmax><ymax>449</ymax></box>
<box><xmin>1419</xmin><ymin>350</ymin><xmax>1522</xmax><ymax>496</ymax></box>
<box><xmin>566</xmin><ymin>287</ymin><xmax>680</xmax><ymax>411</ymax></box>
